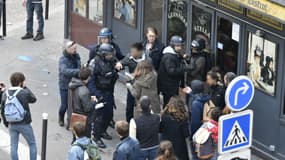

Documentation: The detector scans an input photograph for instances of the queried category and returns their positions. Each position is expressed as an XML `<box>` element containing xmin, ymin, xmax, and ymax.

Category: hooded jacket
<box><xmin>113</xmin><ymin>137</ymin><xmax>141</xmax><ymax>160</ymax></box>
<box><xmin>67</xmin><ymin>137</ymin><xmax>99</xmax><ymax>160</ymax></box>
<box><xmin>158</xmin><ymin>46</ymin><xmax>185</xmax><ymax>95</ymax></box>
<box><xmin>127</xmin><ymin>71</ymin><xmax>161</xmax><ymax>115</ymax></box>
<box><xmin>68</xmin><ymin>78</ymin><xmax>94</xmax><ymax>115</ymax></box>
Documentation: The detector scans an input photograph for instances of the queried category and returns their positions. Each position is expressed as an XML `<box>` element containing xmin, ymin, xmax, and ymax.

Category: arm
<box><xmin>87</xmin><ymin>75</ymin><xmax>100</xmax><ymax>97</ymax></box>
<box><xmin>0</xmin><ymin>93</ymin><xmax>8</xmax><ymax>127</ymax></box>
<box><xmin>79</xmin><ymin>88</ymin><xmax>94</xmax><ymax>113</ymax></box>
<box><xmin>127</xmin><ymin>82</ymin><xmax>141</xmax><ymax>99</ymax></box>
<box><xmin>23</xmin><ymin>87</ymin><xmax>37</xmax><ymax>103</ymax></box>
<box><xmin>164</xmin><ymin>57</ymin><xmax>184</xmax><ymax>76</ymax></box>
<box><xmin>113</xmin><ymin>43</ymin><xmax>125</xmax><ymax>60</ymax></box>
<box><xmin>59</xmin><ymin>58</ymin><xmax>80</xmax><ymax>77</ymax></box>
<box><xmin>191</xmin><ymin>101</ymin><xmax>203</xmax><ymax>134</ymax></box>
<box><xmin>129</xmin><ymin>118</ymin><xmax>137</xmax><ymax>139</ymax></box>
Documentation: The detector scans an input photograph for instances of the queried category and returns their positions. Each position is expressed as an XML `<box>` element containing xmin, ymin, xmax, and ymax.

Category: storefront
<box><xmin>65</xmin><ymin>1</ymin><xmax>285</xmax><ymax>158</ymax></box>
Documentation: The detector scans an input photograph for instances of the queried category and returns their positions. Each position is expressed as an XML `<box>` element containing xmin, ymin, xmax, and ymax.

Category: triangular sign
<box><xmin>224</xmin><ymin>121</ymin><xmax>248</xmax><ymax>148</ymax></box>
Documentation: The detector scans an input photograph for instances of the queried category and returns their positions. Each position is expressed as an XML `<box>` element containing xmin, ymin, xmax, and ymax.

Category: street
<box><xmin>0</xmin><ymin>1</ymin><xmax>264</xmax><ymax>160</ymax></box>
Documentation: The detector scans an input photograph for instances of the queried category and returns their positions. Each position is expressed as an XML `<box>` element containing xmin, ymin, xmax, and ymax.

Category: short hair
<box><xmin>207</xmin><ymin>71</ymin><xmax>219</xmax><ymax>81</ymax></box>
<box><xmin>146</xmin><ymin>26</ymin><xmax>158</xmax><ymax>35</ymax></box>
<box><xmin>79</xmin><ymin>68</ymin><xmax>90</xmax><ymax>81</ymax></box>
<box><xmin>10</xmin><ymin>72</ymin><xmax>25</xmax><ymax>87</ymax></box>
<box><xmin>73</xmin><ymin>122</ymin><xmax>86</xmax><ymax>138</ymax></box>
<box><xmin>131</xmin><ymin>42</ymin><xmax>144</xmax><ymax>51</ymax></box>
<box><xmin>225</xmin><ymin>72</ymin><xmax>236</xmax><ymax>84</ymax></box>
<box><xmin>115</xmin><ymin>120</ymin><xmax>129</xmax><ymax>137</ymax></box>
<box><xmin>211</xmin><ymin>108</ymin><xmax>223</xmax><ymax>122</ymax></box>
<box><xmin>140</xmin><ymin>96</ymin><xmax>151</xmax><ymax>113</ymax></box>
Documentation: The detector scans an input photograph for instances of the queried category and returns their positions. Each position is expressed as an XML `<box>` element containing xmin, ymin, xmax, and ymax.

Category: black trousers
<box><xmin>126</xmin><ymin>90</ymin><xmax>135</xmax><ymax>122</ymax></box>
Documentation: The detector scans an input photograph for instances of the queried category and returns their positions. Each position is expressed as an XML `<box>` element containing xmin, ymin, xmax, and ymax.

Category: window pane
<box><xmin>143</xmin><ymin>0</ymin><xmax>163</xmax><ymax>40</ymax></box>
<box><xmin>88</xmin><ymin>0</ymin><xmax>103</xmax><ymax>24</ymax></box>
<box><xmin>167</xmin><ymin>0</ymin><xmax>187</xmax><ymax>42</ymax></box>
<box><xmin>73</xmin><ymin>0</ymin><xmax>87</xmax><ymax>17</ymax></box>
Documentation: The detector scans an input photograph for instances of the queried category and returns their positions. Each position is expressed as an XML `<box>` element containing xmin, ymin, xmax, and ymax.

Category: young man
<box><xmin>129</xmin><ymin>96</ymin><xmax>160</xmax><ymax>160</ymax></box>
<box><xmin>113</xmin><ymin>120</ymin><xmax>140</xmax><ymax>160</ymax></box>
<box><xmin>115</xmin><ymin>43</ymin><xmax>147</xmax><ymax>122</ymax></box>
<box><xmin>1</xmin><ymin>72</ymin><xmax>37</xmax><ymax>160</ymax></box>
<box><xmin>21</xmin><ymin>0</ymin><xmax>44</xmax><ymax>41</ymax></box>
<box><xmin>58</xmin><ymin>41</ymin><xmax>81</xmax><ymax>127</ymax></box>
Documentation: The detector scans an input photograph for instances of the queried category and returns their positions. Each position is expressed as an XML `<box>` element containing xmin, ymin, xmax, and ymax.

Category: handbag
<box><xmin>69</xmin><ymin>113</ymin><xmax>87</xmax><ymax>130</ymax></box>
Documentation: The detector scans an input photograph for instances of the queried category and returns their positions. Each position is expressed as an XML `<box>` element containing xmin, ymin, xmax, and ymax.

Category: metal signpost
<box><xmin>218</xmin><ymin>75</ymin><xmax>255</xmax><ymax>159</ymax></box>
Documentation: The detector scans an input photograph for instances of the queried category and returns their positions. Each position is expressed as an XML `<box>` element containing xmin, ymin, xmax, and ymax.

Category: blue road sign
<box><xmin>218</xmin><ymin>110</ymin><xmax>253</xmax><ymax>154</ymax></box>
<box><xmin>225</xmin><ymin>75</ymin><xmax>254</xmax><ymax>111</ymax></box>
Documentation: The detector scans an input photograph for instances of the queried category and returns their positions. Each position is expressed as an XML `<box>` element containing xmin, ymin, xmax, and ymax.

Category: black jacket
<box><xmin>1</xmin><ymin>87</ymin><xmax>37</xmax><ymax>127</ymax></box>
<box><xmin>160</xmin><ymin>113</ymin><xmax>190</xmax><ymax>160</ymax></box>
<box><xmin>186</xmin><ymin>54</ymin><xmax>206</xmax><ymax>84</ymax></box>
<box><xmin>209</xmin><ymin>84</ymin><xmax>226</xmax><ymax>109</ymax></box>
<box><xmin>158</xmin><ymin>46</ymin><xmax>185</xmax><ymax>95</ymax></box>
<box><xmin>142</xmin><ymin>39</ymin><xmax>164</xmax><ymax>71</ymax></box>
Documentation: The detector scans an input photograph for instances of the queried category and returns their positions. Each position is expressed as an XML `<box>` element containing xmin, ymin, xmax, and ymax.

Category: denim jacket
<box><xmin>67</xmin><ymin>137</ymin><xmax>90</xmax><ymax>160</ymax></box>
<box><xmin>113</xmin><ymin>137</ymin><xmax>141</xmax><ymax>160</ymax></box>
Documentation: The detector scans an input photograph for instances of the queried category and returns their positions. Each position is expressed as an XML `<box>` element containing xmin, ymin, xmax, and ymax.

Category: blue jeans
<box><xmin>140</xmin><ymin>147</ymin><xmax>158</xmax><ymax>160</ymax></box>
<box><xmin>9</xmin><ymin>124</ymin><xmax>37</xmax><ymax>160</ymax></box>
<box><xmin>59</xmin><ymin>89</ymin><xmax>68</xmax><ymax>119</ymax></box>
<box><xmin>26</xmin><ymin>1</ymin><xmax>44</xmax><ymax>33</ymax></box>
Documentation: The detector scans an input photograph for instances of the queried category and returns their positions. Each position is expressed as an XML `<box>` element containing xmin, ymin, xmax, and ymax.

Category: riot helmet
<box><xmin>169</xmin><ymin>35</ymin><xmax>184</xmax><ymax>54</ymax></box>
<box><xmin>191</xmin><ymin>38</ymin><xmax>206</xmax><ymax>53</ymax></box>
<box><xmin>98</xmin><ymin>43</ymin><xmax>115</xmax><ymax>61</ymax></box>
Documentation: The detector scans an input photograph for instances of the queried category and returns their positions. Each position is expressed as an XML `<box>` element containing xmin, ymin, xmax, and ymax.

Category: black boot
<box><xmin>33</xmin><ymin>32</ymin><xmax>44</xmax><ymax>41</ymax></box>
<box><xmin>101</xmin><ymin>132</ymin><xmax>112</xmax><ymax>140</ymax></box>
<box><xmin>94</xmin><ymin>138</ymin><xmax>106</xmax><ymax>149</ymax></box>
<box><xmin>58</xmin><ymin>115</ymin><xmax>64</xmax><ymax>127</ymax></box>
<box><xmin>21</xmin><ymin>33</ymin><xmax>34</xmax><ymax>40</ymax></box>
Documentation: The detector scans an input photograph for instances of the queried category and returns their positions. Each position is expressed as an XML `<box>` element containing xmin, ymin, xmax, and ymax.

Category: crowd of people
<box><xmin>0</xmin><ymin>25</ymin><xmax>238</xmax><ymax>160</ymax></box>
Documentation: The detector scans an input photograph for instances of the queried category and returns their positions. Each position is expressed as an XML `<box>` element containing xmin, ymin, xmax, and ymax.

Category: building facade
<box><xmin>64</xmin><ymin>0</ymin><xmax>285</xmax><ymax>159</ymax></box>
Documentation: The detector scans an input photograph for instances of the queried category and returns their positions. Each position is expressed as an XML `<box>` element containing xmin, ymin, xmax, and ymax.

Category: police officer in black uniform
<box><xmin>89</xmin><ymin>43</ymin><xmax>118</xmax><ymax>148</ymax></box>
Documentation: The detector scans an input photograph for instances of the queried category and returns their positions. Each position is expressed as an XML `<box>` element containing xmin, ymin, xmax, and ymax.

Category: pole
<box><xmin>64</xmin><ymin>0</ymin><xmax>69</xmax><ymax>39</ymax></box>
<box><xmin>41</xmin><ymin>113</ymin><xmax>48</xmax><ymax>160</ymax></box>
<box><xmin>45</xmin><ymin>0</ymin><xmax>49</xmax><ymax>20</ymax></box>
<box><xmin>2</xmin><ymin>0</ymin><xmax>6</xmax><ymax>36</ymax></box>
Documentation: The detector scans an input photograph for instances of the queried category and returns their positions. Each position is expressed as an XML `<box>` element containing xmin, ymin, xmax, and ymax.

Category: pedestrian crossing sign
<box><xmin>218</xmin><ymin>110</ymin><xmax>253</xmax><ymax>154</ymax></box>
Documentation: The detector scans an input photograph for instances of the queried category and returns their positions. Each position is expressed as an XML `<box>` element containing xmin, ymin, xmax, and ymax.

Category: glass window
<box><xmin>114</xmin><ymin>0</ymin><xmax>137</xmax><ymax>27</ymax></box>
<box><xmin>143</xmin><ymin>0</ymin><xmax>163</xmax><ymax>40</ymax></box>
<box><xmin>246</xmin><ymin>32</ymin><xmax>277</xmax><ymax>96</ymax></box>
<box><xmin>73</xmin><ymin>0</ymin><xmax>87</xmax><ymax>17</ymax></box>
<box><xmin>167</xmin><ymin>0</ymin><xmax>187</xmax><ymax>42</ymax></box>
<box><xmin>88</xmin><ymin>0</ymin><xmax>103</xmax><ymax>24</ymax></box>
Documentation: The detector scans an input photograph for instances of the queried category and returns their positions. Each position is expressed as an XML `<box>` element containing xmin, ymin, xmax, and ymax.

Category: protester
<box><xmin>155</xmin><ymin>141</ymin><xmax>177</xmax><ymax>160</ymax></box>
<box><xmin>1</xmin><ymin>72</ymin><xmax>37</xmax><ymax>160</ymax></box>
<box><xmin>142</xmin><ymin>26</ymin><xmax>164</xmax><ymax>71</ymax></box>
<box><xmin>113</xmin><ymin>120</ymin><xmax>141</xmax><ymax>160</ymax></box>
<box><xmin>67</xmin><ymin>122</ymin><xmax>101</xmax><ymax>160</ymax></box>
<box><xmin>160</xmin><ymin>96</ymin><xmax>190</xmax><ymax>160</ymax></box>
<box><xmin>126</xmin><ymin>60</ymin><xmax>160</xmax><ymax>117</ymax></box>
<box><xmin>158</xmin><ymin>35</ymin><xmax>191</xmax><ymax>107</ymax></box>
<box><xmin>206</xmin><ymin>71</ymin><xmax>226</xmax><ymax>110</ymax></box>
<box><xmin>58</xmin><ymin>41</ymin><xmax>81</xmax><ymax>127</ymax></box>
<box><xmin>88</xmin><ymin>43</ymin><xmax>118</xmax><ymax>146</ymax></box>
<box><xmin>21</xmin><ymin>0</ymin><xmax>44</xmax><ymax>41</ymax></box>
<box><xmin>129</xmin><ymin>96</ymin><xmax>160</xmax><ymax>160</ymax></box>
<box><xmin>115</xmin><ymin>42</ymin><xmax>147</xmax><ymax>122</ymax></box>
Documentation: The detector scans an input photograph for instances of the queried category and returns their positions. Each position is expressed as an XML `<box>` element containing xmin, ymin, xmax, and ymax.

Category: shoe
<box><xmin>58</xmin><ymin>116</ymin><xmax>64</xmax><ymax>127</ymax></box>
<box><xmin>109</xmin><ymin>120</ymin><xmax>115</xmax><ymax>129</ymax></box>
<box><xmin>21</xmin><ymin>33</ymin><xmax>33</xmax><ymax>40</ymax></box>
<box><xmin>33</xmin><ymin>33</ymin><xmax>44</xmax><ymax>41</ymax></box>
<box><xmin>101</xmin><ymin>132</ymin><xmax>112</xmax><ymax>140</ymax></box>
<box><xmin>0</xmin><ymin>36</ymin><xmax>4</xmax><ymax>40</ymax></box>
<box><xmin>94</xmin><ymin>139</ymin><xmax>106</xmax><ymax>149</ymax></box>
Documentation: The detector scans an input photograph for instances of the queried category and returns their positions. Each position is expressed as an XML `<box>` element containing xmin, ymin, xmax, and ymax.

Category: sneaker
<box><xmin>0</xmin><ymin>36</ymin><xmax>4</xmax><ymax>40</ymax></box>
<box><xmin>94</xmin><ymin>139</ymin><xmax>106</xmax><ymax>149</ymax></box>
<box><xmin>33</xmin><ymin>33</ymin><xmax>44</xmax><ymax>41</ymax></box>
<box><xmin>109</xmin><ymin>120</ymin><xmax>115</xmax><ymax>129</ymax></box>
<box><xmin>21</xmin><ymin>33</ymin><xmax>33</xmax><ymax>40</ymax></box>
<box><xmin>101</xmin><ymin>132</ymin><xmax>112</xmax><ymax>140</ymax></box>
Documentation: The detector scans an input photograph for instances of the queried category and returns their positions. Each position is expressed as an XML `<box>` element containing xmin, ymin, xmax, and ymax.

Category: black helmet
<box><xmin>170</xmin><ymin>35</ymin><xmax>184</xmax><ymax>46</ymax></box>
<box><xmin>191</xmin><ymin>38</ymin><xmax>206</xmax><ymax>52</ymax></box>
<box><xmin>99</xmin><ymin>27</ymin><xmax>113</xmax><ymax>39</ymax></box>
<box><xmin>98</xmin><ymin>43</ymin><xmax>114</xmax><ymax>57</ymax></box>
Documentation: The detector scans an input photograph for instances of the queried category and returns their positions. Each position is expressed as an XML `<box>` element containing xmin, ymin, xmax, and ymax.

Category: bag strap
<box><xmin>72</xmin><ymin>143</ymin><xmax>87</xmax><ymax>151</ymax></box>
<box><xmin>6</xmin><ymin>88</ymin><xmax>22</xmax><ymax>98</ymax></box>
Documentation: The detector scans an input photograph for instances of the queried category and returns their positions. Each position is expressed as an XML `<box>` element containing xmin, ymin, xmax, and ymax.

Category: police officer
<box><xmin>89</xmin><ymin>43</ymin><xmax>118</xmax><ymax>148</ymax></box>
<box><xmin>88</xmin><ymin>27</ymin><xmax>124</xmax><ymax>64</ymax></box>
<box><xmin>158</xmin><ymin>35</ymin><xmax>192</xmax><ymax>107</ymax></box>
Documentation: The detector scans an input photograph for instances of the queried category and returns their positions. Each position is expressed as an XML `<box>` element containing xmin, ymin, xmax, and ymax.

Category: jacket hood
<box><xmin>74</xmin><ymin>137</ymin><xmax>90</xmax><ymax>146</ymax></box>
<box><xmin>69</xmin><ymin>78</ymin><xmax>85</xmax><ymax>90</ymax></box>
<box><xmin>191</xmin><ymin>80</ymin><xmax>205</xmax><ymax>94</ymax></box>
<box><xmin>193</xmin><ymin>94</ymin><xmax>210</xmax><ymax>103</ymax></box>
<box><xmin>163</xmin><ymin>46</ymin><xmax>177</xmax><ymax>55</ymax></box>
<box><xmin>135</xmin><ymin>71</ymin><xmax>157</xmax><ymax>88</ymax></box>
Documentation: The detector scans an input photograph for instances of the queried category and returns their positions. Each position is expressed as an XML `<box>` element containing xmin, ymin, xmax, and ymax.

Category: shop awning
<box><xmin>232</xmin><ymin>0</ymin><xmax>285</xmax><ymax>23</ymax></box>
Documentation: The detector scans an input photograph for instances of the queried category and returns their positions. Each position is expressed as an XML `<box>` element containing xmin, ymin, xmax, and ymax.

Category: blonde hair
<box><xmin>162</xmin><ymin>96</ymin><xmax>188</xmax><ymax>121</ymax></box>
<box><xmin>133</xmin><ymin>60</ymin><xmax>154</xmax><ymax>79</ymax></box>
<box><xmin>156</xmin><ymin>141</ymin><xmax>177</xmax><ymax>160</ymax></box>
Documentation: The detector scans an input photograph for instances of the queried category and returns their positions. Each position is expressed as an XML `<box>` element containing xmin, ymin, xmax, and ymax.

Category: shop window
<box><xmin>191</xmin><ymin>6</ymin><xmax>212</xmax><ymax>52</ymax></box>
<box><xmin>143</xmin><ymin>0</ymin><xmax>163</xmax><ymax>40</ymax></box>
<box><xmin>246</xmin><ymin>32</ymin><xmax>277</xmax><ymax>96</ymax></box>
<box><xmin>73</xmin><ymin>0</ymin><xmax>87</xmax><ymax>17</ymax></box>
<box><xmin>167</xmin><ymin>0</ymin><xmax>187</xmax><ymax>42</ymax></box>
<box><xmin>88</xmin><ymin>0</ymin><xmax>103</xmax><ymax>24</ymax></box>
<box><xmin>114</xmin><ymin>0</ymin><xmax>137</xmax><ymax>27</ymax></box>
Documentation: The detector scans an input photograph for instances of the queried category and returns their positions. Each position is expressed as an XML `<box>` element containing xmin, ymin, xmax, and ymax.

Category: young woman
<box><xmin>155</xmin><ymin>141</ymin><xmax>177</xmax><ymax>160</ymax></box>
<box><xmin>160</xmin><ymin>96</ymin><xmax>190</xmax><ymax>160</ymax></box>
<box><xmin>126</xmin><ymin>60</ymin><xmax>161</xmax><ymax>117</ymax></box>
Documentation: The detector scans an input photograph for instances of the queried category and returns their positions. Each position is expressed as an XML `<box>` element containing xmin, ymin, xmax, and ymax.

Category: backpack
<box><xmin>73</xmin><ymin>139</ymin><xmax>101</xmax><ymax>160</ymax></box>
<box><xmin>4</xmin><ymin>89</ymin><xmax>26</xmax><ymax>122</ymax></box>
<box><xmin>192</xmin><ymin>123</ymin><xmax>215</xmax><ymax>159</ymax></box>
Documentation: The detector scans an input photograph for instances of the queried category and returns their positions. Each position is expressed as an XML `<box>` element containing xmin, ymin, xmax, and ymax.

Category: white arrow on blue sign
<box><xmin>225</xmin><ymin>75</ymin><xmax>255</xmax><ymax>111</ymax></box>
<box><xmin>218</xmin><ymin>110</ymin><xmax>253</xmax><ymax>154</ymax></box>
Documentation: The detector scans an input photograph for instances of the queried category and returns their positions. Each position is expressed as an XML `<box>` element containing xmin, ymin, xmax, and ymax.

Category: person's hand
<box><xmin>115</xmin><ymin>62</ymin><xmax>123</xmax><ymax>70</ymax></box>
<box><xmin>91</xmin><ymin>96</ymin><xmax>97</xmax><ymax>102</ymax></box>
<box><xmin>22</xmin><ymin>0</ymin><xmax>27</xmax><ymax>7</ymax></box>
<box><xmin>183</xmin><ymin>86</ymin><xmax>192</xmax><ymax>94</ymax></box>
<box><xmin>126</xmin><ymin>83</ymin><xmax>132</xmax><ymax>89</ymax></box>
